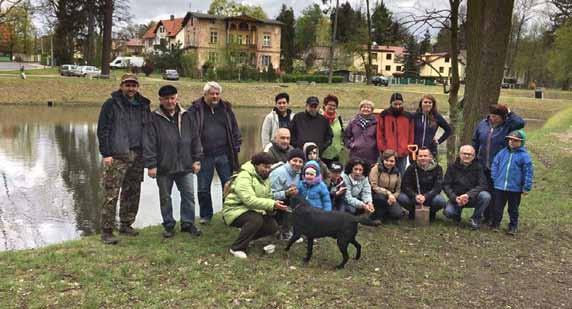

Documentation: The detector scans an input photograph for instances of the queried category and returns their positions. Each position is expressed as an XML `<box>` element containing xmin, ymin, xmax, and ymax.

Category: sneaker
<box><xmin>295</xmin><ymin>238</ymin><xmax>304</xmax><ymax>244</ymax></box>
<box><xmin>101</xmin><ymin>230</ymin><xmax>119</xmax><ymax>245</ymax></box>
<box><xmin>199</xmin><ymin>218</ymin><xmax>211</xmax><ymax>225</ymax></box>
<box><xmin>119</xmin><ymin>226</ymin><xmax>139</xmax><ymax>236</ymax></box>
<box><xmin>263</xmin><ymin>244</ymin><xmax>276</xmax><ymax>254</ymax></box>
<box><xmin>229</xmin><ymin>249</ymin><xmax>247</xmax><ymax>259</ymax></box>
<box><xmin>163</xmin><ymin>229</ymin><xmax>175</xmax><ymax>238</ymax></box>
<box><xmin>469</xmin><ymin>218</ymin><xmax>480</xmax><ymax>230</ymax></box>
<box><xmin>507</xmin><ymin>226</ymin><xmax>518</xmax><ymax>235</ymax></box>
<box><xmin>182</xmin><ymin>225</ymin><xmax>202</xmax><ymax>237</ymax></box>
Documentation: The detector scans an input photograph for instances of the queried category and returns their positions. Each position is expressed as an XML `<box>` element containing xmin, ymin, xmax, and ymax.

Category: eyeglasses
<box><xmin>461</xmin><ymin>153</ymin><xmax>474</xmax><ymax>157</ymax></box>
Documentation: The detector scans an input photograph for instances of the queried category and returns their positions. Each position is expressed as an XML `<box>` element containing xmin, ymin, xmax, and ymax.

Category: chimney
<box><xmin>170</xmin><ymin>15</ymin><xmax>175</xmax><ymax>21</ymax></box>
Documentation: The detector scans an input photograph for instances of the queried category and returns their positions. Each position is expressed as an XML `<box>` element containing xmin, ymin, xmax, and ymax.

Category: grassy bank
<box><xmin>1</xmin><ymin>107</ymin><xmax>571</xmax><ymax>307</ymax></box>
<box><xmin>0</xmin><ymin>76</ymin><xmax>570</xmax><ymax>116</ymax></box>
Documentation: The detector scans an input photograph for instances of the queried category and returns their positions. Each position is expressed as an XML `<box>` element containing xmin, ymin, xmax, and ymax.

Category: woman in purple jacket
<box><xmin>344</xmin><ymin>100</ymin><xmax>379</xmax><ymax>165</ymax></box>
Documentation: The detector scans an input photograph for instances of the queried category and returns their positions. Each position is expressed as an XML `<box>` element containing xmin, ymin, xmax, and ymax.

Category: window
<box><xmin>158</xmin><ymin>26</ymin><xmax>165</xmax><ymax>33</ymax></box>
<box><xmin>238</xmin><ymin>35</ymin><xmax>243</xmax><ymax>45</ymax></box>
<box><xmin>396</xmin><ymin>66</ymin><xmax>402</xmax><ymax>72</ymax></box>
<box><xmin>439</xmin><ymin>66</ymin><xmax>444</xmax><ymax>73</ymax></box>
<box><xmin>208</xmin><ymin>52</ymin><xmax>218</xmax><ymax>64</ymax></box>
<box><xmin>210</xmin><ymin>31</ymin><xmax>218</xmax><ymax>44</ymax></box>
<box><xmin>371</xmin><ymin>52</ymin><xmax>377</xmax><ymax>59</ymax></box>
<box><xmin>246</xmin><ymin>35</ymin><xmax>250</xmax><ymax>45</ymax></box>
<box><xmin>263</xmin><ymin>34</ymin><xmax>271</xmax><ymax>47</ymax></box>
<box><xmin>445</xmin><ymin>56</ymin><xmax>450</xmax><ymax>63</ymax></box>
<box><xmin>385</xmin><ymin>65</ymin><xmax>391</xmax><ymax>71</ymax></box>
<box><xmin>448</xmin><ymin>67</ymin><xmax>452</xmax><ymax>75</ymax></box>
<box><xmin>261</xmin><ymin>55</ymin><xmax>271</xmax><ymax>67</ymax></box>
<box><xmin>386</xmin><ymin>53</ymin><xmax>392</xmax><ymax>60</ymax></box>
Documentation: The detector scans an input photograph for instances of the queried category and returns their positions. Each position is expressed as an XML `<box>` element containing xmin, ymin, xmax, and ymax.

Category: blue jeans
<box><xmin>157</xmin><ymin>172</ymin><xmax>196</xmax><ymax>231</ymax></box>
<box><xmin>444</xmin><ymin>191</ymin><xmax>491</xmax><ymax>222</ymax></box>
<box><xmin>197</xmin><ymin>154</ymin><xmax>232</xmax><ymax>220</ymax></box>
<box><xmin>398</xmin><ymin>193</ymin><xmax>446</xmax><ymax>221</ymax></box>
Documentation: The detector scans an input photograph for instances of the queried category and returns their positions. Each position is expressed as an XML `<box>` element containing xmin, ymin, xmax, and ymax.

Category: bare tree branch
<box><xmin>0</xmin><ymin>0</ymin><xmax>26</xmax><ymax>24</ymax></box>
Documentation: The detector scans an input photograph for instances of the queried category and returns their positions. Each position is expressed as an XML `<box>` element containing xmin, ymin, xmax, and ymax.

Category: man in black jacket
<box><xmin>97</xmin><ymin>74</ymin><xmax>151</xmax><ymax>244</ymax></box>
<box><xmin>443</xmin><ymin>145</ymin><xmax>491</xmax><ymax>229</ymax></box>
<box><xmin>144</xmin><ymin>85</ymin><xmax>203</xmax><ymax>238</ymax></box>
<box><xmin>289</xmin><ymin>96</ymin><xmax>333</xmax><ymax>154</ymax></box>
<box><xmin>190</xmin><ymin>81</ymin><xmax>242</xmax><ymax>224</ymax></box>
<box><xmin>398</xmin><ymin>147</ymin><xmax>446</xmax><ymax>222</ymax></box>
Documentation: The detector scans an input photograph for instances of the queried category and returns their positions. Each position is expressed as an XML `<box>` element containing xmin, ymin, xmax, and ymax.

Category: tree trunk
<box><xmin>101</xmin><ymin>0</ymin><xmax>113</xmax><ymax>77</ymax></box>
<box><xmin>365</xmin><ymin>0</ymin><xmax>373</xmax><ymax>85</ymax></box>
<box><xmin>85</xmin><ymin>0</ymin><xmax>96</xmax><ymax>65</ymax></box>
<box><xmin>461</xmin><ymin>0</ymin><xmax>515</xmax><ymax>145</ymax></box>
<box><xmin>328</xmin><ymin>0</ymin><xmax>339</xmax><ymax>83</ymax></box>
<box><xmin>446</xmin><ymin>0</ymin><xmax>462</xmax><ymax>164</ymax></box>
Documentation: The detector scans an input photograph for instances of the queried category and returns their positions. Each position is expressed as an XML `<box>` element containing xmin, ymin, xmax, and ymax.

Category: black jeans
<box><xmin>483</xmin><ymin>168</ymin><xmax>495</xmax><ymax>222</ymax></box>
<box><xmin>372</xmin><ymin>193</ymin><xmax>403</xmax><ymax>220</ymax></box>
<box><xmin>230</xmin><ymin>211</ymin><xmax>278</xmax><ymax>251</ymax></box>
<box><xmin>492</xmin><ymin>189</ymin><xmax>522</xmax><ymax>228</ymax></box>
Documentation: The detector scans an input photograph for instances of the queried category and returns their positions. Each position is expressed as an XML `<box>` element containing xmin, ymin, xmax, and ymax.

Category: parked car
<box><xmin>59</xmin><ymin>64</ymin><xmax>77</xmax><ymax>76</ymax></box>
<box><xmin>70</xmin><ymin>66</ymin><xmax>101</xmax><ymax>78</ymax></box>
<box><xmin>162</xmin><ymin>69</ymin><xmax>179</xmax><ymax>80</ymax></box>
<box><xmin>371</xmin><ymin>75</ymin><xmax>389</xmax><ymax>86</ymax></box>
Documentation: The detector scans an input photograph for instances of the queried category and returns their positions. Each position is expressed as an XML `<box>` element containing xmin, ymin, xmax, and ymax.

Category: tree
<box><xmin>371</xmin><ymin>0</ymin><xmax>393</xmax><ymax>45</ymax></box>
<box><xmin>461</xmin><ymin>0</ymin><xmax>515</xmax><ymax>144</ymax></box>
<box><xmin>513</xmin><ymin>22</ymin><xmax>552</xmax><ymax>86</ymax></box>
<box><xmin>208</xmin><ymin>0</ymin><xmax>267</xmax><ymax>19</ymax></box>
<box><xmin>505</xmin><ymin>0</ymin><xmax>541</xmax><ymax>76</ymax></box>
<box><xmin>548</xmin><ymin>21</ymin><xmax>572</xmax><ymax>89</ymax></box>
<box><xmin>276</xmin><ymin>5</ymin><xmax>295</xmax><ymax>73</ymax></box>
<box><xmin>365</xmin><ymin>0</ymin><xmax>373</xmax><ymax>84</ymax></box>
<box><xmin>403</xmin><ymin>35</ymin><xmax>419</xmax><ymax>78</ymax></box>
<box><xmin>5</xmin><ymin>3</ymin><xmax>35</xmax><ymax>56</ymax></box>
<box><xmin>325</xmin><ymin>0</ymin><xmax>339</xmax><ymax>83</ymax></box>
<box><xmin>295</xmin><ymin>4</ymin><xmax>323</xmax><ymax>56</ymax></box>
<box><xmin>101</xmin><ymin>0</ymin><xmax>113</xmax><ymax>77</ymax></box>
<box><xmin>419</xmin><ymin>29</ymin><xmax>431</xmax><ymax>55</ymax></box>
<box><xmin>550</xmin><ymin>0</ymin><xmax>572</xmax><ymax>28</ymax></box>
<box><xmin>0</xmin><ymin>0</ymin><xmax>26</xmax><ymax>25</ymax></box>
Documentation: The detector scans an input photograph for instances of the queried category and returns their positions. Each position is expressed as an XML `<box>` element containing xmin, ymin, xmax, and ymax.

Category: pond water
<box><xmin>0</xmin><ymin>105</ymin><xmax>545</xmax><ymax>251</ymax></box>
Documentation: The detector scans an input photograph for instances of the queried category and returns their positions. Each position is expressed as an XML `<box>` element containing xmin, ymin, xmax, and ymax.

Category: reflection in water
<box><xmin>0</xmin><ymin>105</ymin><xmax>545</xmax><ymax>251</ymax></box>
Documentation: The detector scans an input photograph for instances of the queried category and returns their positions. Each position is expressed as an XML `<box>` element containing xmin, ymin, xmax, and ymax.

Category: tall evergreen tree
<box><xmin>276</xmin><ymin>5</ymin><xmax>295</xmax><ymax>73</ymax></box>
<box><xmin>371</xmin><ymin>0</ymin><xmax>393</xmax><ymax>45</ymax></box>
<box><xmin>419</xmin><ymin>29</ymin><xmax>431</xmax><ymax>54</ymax></box>
<box><xmin>403</xmin><ymin>35</ymin><xmax>419</xmax><ymax>78</ymax></box>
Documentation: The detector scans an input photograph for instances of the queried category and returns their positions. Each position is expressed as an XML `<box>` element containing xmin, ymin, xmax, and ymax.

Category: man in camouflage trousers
<box><xmin>97</xmin><ymin>74</ymin><xmax>151</xmax><ymax>244</ymax></box>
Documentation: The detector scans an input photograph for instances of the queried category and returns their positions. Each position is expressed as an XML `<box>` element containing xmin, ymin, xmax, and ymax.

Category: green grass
<box><xmin>1</xmin><ymin>108</ymin><xmax>571</xmax><ymax>307</ymax></box>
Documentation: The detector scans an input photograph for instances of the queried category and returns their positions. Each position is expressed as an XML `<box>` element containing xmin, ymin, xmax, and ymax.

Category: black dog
<box><xmin>284</xmin><ymin>198</ymin><xmax>381</xmax><ymax>269</ymax></box>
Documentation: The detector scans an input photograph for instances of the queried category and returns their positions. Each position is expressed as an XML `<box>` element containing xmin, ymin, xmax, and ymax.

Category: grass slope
<box><xmin>1</xmin><ymin>108</ymin><xmax>571</xmax><ymax>307</ymax></box>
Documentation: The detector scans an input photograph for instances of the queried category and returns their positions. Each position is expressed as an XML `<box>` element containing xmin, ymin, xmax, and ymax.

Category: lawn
<box><xmin>0</xmin><ymin>101</ymin><xmax>571</xmax><ymax>307</ymax></box>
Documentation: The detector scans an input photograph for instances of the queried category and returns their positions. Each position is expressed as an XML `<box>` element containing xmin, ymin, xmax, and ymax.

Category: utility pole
<box><xmin>365</xmin><ymin>0</ymin><xmax>373</xmax><ymax>85</ymax></box>
<box><xmin>328</xmin><ymin>0</ymin><xmax>339</xmax><ymax>83</ymax></box>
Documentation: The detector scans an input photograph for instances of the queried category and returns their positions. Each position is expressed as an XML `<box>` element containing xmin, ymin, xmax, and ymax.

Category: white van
<box><xmin>110</xmin><ymin>56</ymin><xmax>144</xmax><ymax>69</ymax></box>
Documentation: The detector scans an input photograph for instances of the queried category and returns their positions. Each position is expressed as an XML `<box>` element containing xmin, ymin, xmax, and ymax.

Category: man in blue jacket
<box><xmin>97</xmin><ymin>74</ymin><xmax>151</xmax><ymax>244</ymax></box>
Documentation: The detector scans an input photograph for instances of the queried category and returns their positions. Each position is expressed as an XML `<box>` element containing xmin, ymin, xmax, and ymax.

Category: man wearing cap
<box><xmin>472</xmin><ymin>103</ymin><xmax>524</xmax><ymax>225</ymax></box>
<box><xmin>143</xmin><ymin>85</ymin><xmax>203</xmax><ymax>238</ymax></box>
<box><xmin>97</xmin><ymin>73</ymin><xmax>151</xmax><ymax>244</ymax></box>
<box><xmin>269</xmin><ymin>148</ymin><xmax>305</xmax><ymax>239</ymax></box>
<box><xmin>289</xmin><ymin>96</ymin><xmax>333</xmax><ymax>154</ymax></box>
<box><xmin>376</xmin><ymin>92</ymin><xmax>414</xmax><ymax>175</ymax></box>
<box><xmin>263</xmin><ymin>128</ymin><xmax>294</xmax><ymax>163</ymax></box>
<box><xmin>190</xmin><ymin>81</ymin><xmax>242</xmax><ymax>225</ymax></box>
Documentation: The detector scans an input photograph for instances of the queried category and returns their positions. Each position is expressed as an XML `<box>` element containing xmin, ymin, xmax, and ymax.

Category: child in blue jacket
<box><xmin>297</xmin><ymin>160</ymin><xmax>332</xmax><ymax>212</ymax></box>
<box><xmin>491</xmin><ymin>130</ymin><xmax>534</xmax><ymax>235</ymax></box>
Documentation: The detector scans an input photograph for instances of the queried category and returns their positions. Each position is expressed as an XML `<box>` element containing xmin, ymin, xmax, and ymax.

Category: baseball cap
<box><xmin>329</xmin><ymin>162</ymin><xmax>343</xmax><ymax>173</ymax></box>
<box><xmin>120</xmin><ymin>73</ymin><xmax>139</xmax><ymax>85</ymax></box>
<box><xmin>306</xmin><ymin>96</ymin><xmax>320</xmax><ymax>106</ymax></box>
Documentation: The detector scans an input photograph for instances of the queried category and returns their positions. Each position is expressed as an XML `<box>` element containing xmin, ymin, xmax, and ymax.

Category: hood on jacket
<box><xmin>111</xmin><ymin>90</ymin><xmax>149</xmax><ymax>107</ymax></box>
<box><xmin>303</xmin><ymin>160</ymin><xmax>322</xmax><ymax>185</ymax></box>
<box><xmin>241</xmin><ymin>161</ymin><xmax>264</xmax><ymax>181</ymax></box>
<box><xmin>303</xmin><ymin>142</ymin><xmax>320</xmax><ymax>159</ymax></box>
<box><xmin>417</xmin><ymin>159</ymin><xmax>438</xmax><ymax>172</ymax></box>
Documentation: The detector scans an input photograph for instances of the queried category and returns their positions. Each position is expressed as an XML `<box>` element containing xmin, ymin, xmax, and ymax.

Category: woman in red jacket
<box><xmin>376</xmin><ymin>92</ymin><xmax>414</xmax><ymax>175</ymax></box>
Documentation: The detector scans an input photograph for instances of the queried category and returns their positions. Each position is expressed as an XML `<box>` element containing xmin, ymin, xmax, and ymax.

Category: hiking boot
<box><xmin>119</xmin><ymin>225</ymin><xmax>139</xmax><ymax>236</ymax></box>
<box><xmin>507</xmin><ymin>226</ymin><xmax>518</xmax><ymax>235</ymax></box>
<box><xmin>469</xmin><ymin>218</ymin><xmax>480</xmax><ymax>230</ymax></box>
<box><xmin>491</xmin><ymin>224</ymin><xmax>500</xmax><ymax>233</ymax></box>
<box><xmin>182</xmin><ymin>225</ymin><xmax>202</xmax><ymax>237</ymax></box>
<box><xmin>229</xmin><ymin>249</ymin><xmax>247</xmax><ymax>259</ymax></box>
<box><xmin>163</xmin><ymin>229</ymin><xmax>175</xmax><ymax>238</ymax></box>
<box><xmin>101</xmin><ymin>230</ymin><xmax>119</xmax><ymax>245</ymax></box>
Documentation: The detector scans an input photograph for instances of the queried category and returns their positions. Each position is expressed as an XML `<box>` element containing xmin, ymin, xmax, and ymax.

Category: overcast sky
<box><xmin>129</xmin><ymin>0</ymin><xmax>450</xmax><ymax>24</ymax></box>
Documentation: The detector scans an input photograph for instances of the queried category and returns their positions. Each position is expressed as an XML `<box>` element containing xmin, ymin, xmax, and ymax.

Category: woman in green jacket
<box><xmin>321</xmin><ymin>94</ymin><xmax>345</xmax><ymax>167</ymax></box>
<box><xmin>223</xmin><ymin>152</ymin><xmax>288</xmax><ymax>259</ymax></box>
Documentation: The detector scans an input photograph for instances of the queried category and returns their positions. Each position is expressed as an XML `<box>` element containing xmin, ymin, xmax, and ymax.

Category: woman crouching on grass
<box><xmin>340</xmin><ymin>159</ymin><xmax>375</xmax><ymax>215</ymax></box>
<box><xmin>369</xmin><ymin>150</ymin><xmax>404</xmax><ymax>221</ymax></box>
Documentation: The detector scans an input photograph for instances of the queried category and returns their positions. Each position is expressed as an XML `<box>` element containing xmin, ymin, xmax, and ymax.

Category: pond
<box><xmin>0</xmin><ymin>105</ymin><xmax>545</xmax><ymax>251</ymax></box>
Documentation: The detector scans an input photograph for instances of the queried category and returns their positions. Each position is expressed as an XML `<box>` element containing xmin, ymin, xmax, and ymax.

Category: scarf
<box><xmin>323</xmin><ymin>110</ymin><xmax>337</xmax><ymax>124</ymax></box>
<box><xmin>356</xmin><ymin>114</ymin><xmax>374</xmax><ymax>129</ymax></box>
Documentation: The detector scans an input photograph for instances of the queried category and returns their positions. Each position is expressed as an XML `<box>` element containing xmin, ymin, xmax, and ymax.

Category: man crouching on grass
<box><xmin>223</xmin><ymin>152</ymin><xmax>289</xmax><ymax>259</ymax></box>
<box><xmin>143</xmin><ymin>85</ymin><xmax>203</xmax><ymax>239</ymax></box>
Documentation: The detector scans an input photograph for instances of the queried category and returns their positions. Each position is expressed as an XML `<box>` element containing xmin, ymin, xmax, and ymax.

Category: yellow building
<box><xmin>142</xmin><ymin>12</ymin><xmax>282</xmax><ymax>71</ymax></box>
<box><xmin>353</xmin><ymin>45</ymin><xmax>406</xmax><ymax>76</ymax></box>
<box><xmin>418</xmin><ymin>51</ymin><xmax>466</xmax><ymax>81</ymax></box>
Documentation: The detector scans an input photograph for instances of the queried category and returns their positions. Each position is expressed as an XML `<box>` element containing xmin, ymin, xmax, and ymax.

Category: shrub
<box><xmin>142</xmin><ymin>62</ymin><xmax>155</xmax><ymax>76</ymax></box>
<box><xmin>281</xmin><ymin>74</ymin><xmax>343</xmax><ymax>83</ymax></box>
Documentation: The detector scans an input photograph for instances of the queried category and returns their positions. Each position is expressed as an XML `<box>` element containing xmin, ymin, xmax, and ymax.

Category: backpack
<box><xmin>223</xmin><ymin>173</ymin><xmax>240</xmax><ymax>201</ymax></box>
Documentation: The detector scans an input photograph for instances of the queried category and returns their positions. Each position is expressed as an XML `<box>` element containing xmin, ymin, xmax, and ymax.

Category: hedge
<box><xmin>282</xmin><ymin>74</ymin><xmax>344</xmax><ymax>83</ymax></box>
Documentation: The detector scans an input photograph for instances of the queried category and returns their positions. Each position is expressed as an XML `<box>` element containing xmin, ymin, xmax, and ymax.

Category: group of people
<box><xmin>97</xmin><ymin>75</ymin><xmax>534</xmax><ymax>262</ymax></box>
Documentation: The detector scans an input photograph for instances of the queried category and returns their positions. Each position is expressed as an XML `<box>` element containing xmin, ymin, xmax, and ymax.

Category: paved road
<box><xmin>0</xmin><ymin>62</ymin><xmax>45</xmax><ymax>71</ymax></box>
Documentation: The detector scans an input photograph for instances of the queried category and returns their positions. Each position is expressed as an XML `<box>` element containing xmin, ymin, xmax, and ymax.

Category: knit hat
<box><xmin>489</xmin><ymin>104</ymin><xmax>508</xmax><ymax>119</ymax></box>
<box><xmin>390</xmin><ymin>92</ymin><xmax>404</xmax><ymax>104</ymax></box>
<box><xmin>303</xmin><ymin>160</ymin><xmax>322</xmax><ymax>185</ymax></box>
<box><xmin>359</xmin><ymin>100</ymin><xmax>374</xmax><ymax>109</ymax></box>
<box><xmin>158</xmin><ymin>85</ymin><xmax>177</xmax><ymax>97</ymax></box>
<box><xmin>287</xmin><ymin>148</ymin><xmax>305</xmax><ymax>162</ymax></box>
